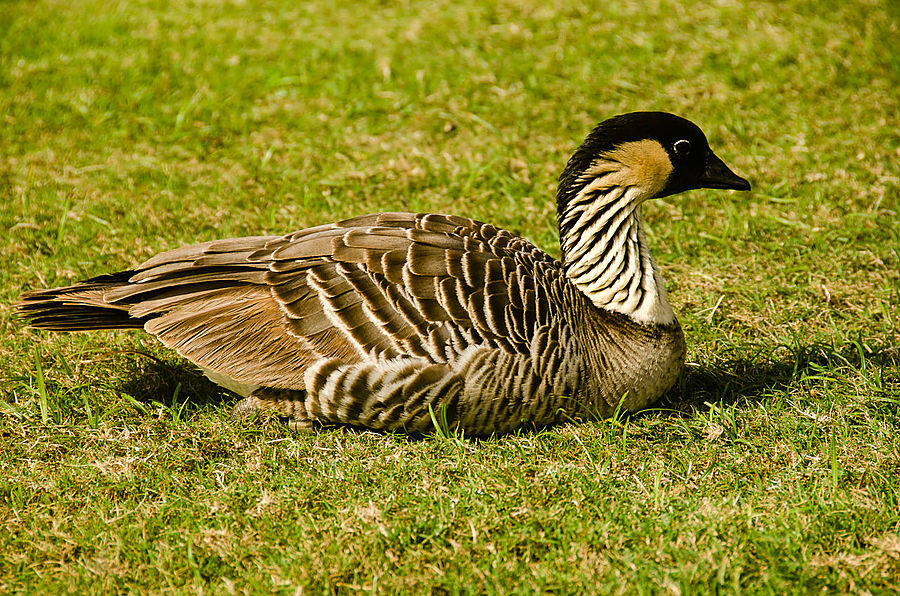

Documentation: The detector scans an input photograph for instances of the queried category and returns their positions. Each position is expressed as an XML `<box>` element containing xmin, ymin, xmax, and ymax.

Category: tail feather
<box><xmin>16</xmin><ymin>271</ymin><xmax>150</xmax><ymax>331</ymax></box>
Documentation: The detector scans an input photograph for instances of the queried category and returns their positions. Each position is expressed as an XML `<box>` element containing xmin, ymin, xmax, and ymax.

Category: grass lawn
<box><xmin>1</xmin><ymin>0</ymin><xmax>898</xmax><ymax>592</ymax></box>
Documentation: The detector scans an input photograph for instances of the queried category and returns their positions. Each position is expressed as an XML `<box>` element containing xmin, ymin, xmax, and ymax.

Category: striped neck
<box><xmin>557</xmin><ymin>163</ymin><xmax>675</xmax><ymax>326</ymax></box>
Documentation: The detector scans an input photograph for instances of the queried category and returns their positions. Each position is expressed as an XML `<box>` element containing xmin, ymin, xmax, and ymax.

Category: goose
<box><xmin>17</xmin><ymin>112</ymin><xmax>750</xmax><ymax>436</ymax></box>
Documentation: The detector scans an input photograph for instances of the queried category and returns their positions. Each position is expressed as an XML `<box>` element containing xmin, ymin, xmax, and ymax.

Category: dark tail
<box><xmin>16</xmin><ymin>271</ymin><xmax>150</xmax><ymax>331</ymax></box>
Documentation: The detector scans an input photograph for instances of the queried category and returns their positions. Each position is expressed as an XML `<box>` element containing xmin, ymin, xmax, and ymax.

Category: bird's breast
<box><xmin>578</xmin><ymin>311</ymin><xmax>686</xmax><ymax>415</ymax></box>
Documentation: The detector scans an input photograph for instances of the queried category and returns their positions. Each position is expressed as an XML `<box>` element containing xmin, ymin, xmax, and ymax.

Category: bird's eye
<box><xmin>673</xmin><ymin>139</ymin><xmax>691</xmax><ymax>156</ymax></box>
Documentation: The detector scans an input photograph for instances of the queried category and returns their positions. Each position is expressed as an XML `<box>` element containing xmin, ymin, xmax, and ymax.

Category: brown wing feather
<box><xmin>144</xmin><ymin>286</ymin><xmax>316</xmax><ymax>389</ymax></box>
<box><xmin>19</xmin><ymin>213</ymin><xmax>562</xmax><ymax>392</ymax></box>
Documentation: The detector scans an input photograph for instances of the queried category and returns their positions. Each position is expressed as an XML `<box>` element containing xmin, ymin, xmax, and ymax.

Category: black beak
<box><xmin>699</xmin><ymin>149</ymin><xmax>751</xmax><ymax>191</ymax></box>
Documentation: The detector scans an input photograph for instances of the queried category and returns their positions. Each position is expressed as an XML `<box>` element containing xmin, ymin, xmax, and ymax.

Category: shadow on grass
<box><xmin>118</xmin><ymin>357</ymin><xmax>235</xmax><ymax>413</ymax></box>
<box><xmin>656</xmin><ymin>339</ymin><xmax>900</xmax><ymax>417</ymax></box>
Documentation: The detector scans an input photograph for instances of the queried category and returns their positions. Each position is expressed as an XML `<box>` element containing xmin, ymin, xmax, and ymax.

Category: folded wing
<box><xmin>21</xmin><ymin>213</ymin><xmax>560</xmax><ymax>392</ymax></box>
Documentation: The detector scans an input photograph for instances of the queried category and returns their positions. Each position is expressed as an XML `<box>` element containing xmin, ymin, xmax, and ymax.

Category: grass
<box><xmin>1</xmin><ymin>0</ymin><xmax>898</xmax><ymax>592</ymax></box>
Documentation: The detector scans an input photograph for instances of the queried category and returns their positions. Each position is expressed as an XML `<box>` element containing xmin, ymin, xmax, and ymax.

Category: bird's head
<box><xmin>557</xmin><ymin>112</ymin><xmax>750</xmax><ymax>226</ymax></box>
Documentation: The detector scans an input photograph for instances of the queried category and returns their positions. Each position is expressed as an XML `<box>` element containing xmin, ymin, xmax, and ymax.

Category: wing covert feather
<box><xmin>89</xmin><ymin>213</ymin><xmax>562</xmax><ymax>388</ymax></box>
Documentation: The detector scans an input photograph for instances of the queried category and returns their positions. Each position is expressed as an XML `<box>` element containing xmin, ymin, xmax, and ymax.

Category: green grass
<box><xmin>1</xmin><ymin>0</ymin><xmax>898</xmax><ymax>592</ymax></box>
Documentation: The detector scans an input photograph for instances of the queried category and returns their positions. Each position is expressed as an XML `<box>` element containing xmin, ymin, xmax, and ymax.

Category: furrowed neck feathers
<box><xmin>556</xmin><ymin>140</ymin><xmax>675</xmax><ymax>326</ymax></box>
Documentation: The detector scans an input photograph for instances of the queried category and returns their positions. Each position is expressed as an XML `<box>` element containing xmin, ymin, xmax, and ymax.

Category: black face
<box><xmin>558</xmin><ymin>111</ymin><xmax>751</xmax><ymax>201</ymax></box>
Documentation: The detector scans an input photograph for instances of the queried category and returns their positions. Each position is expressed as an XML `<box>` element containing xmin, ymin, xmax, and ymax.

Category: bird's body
<box><xmin>17</xmin><ymin>112</ymin><xmax>750</xmax><ymax>435</ymax></box>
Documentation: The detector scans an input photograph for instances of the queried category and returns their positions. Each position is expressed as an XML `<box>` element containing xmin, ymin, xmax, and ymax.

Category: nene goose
<box><xmin>18</xmin><ymin>112</ymin><xmax>750</xmax><ymax>436</ymax></box>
